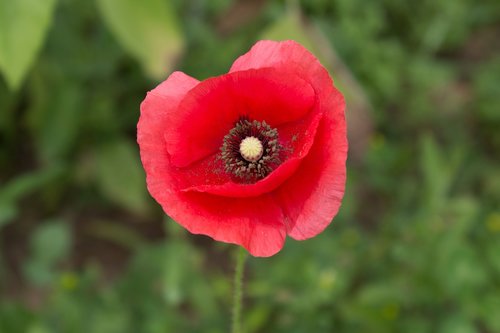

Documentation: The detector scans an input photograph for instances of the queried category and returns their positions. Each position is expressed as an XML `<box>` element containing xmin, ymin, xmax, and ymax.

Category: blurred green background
<box><xmin>1</xmin><ymin>0</ymin><xmax>499</xmax><ymax>332</ymax></box>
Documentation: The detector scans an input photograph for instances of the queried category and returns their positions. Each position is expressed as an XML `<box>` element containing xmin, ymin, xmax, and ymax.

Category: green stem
<box><xmin>231</xmin><ymin>246</ymin><xmax>247</xmax><ymax>333</ymax></box>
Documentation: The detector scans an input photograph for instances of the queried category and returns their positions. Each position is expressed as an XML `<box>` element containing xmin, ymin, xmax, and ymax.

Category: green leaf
<box><xmin>420</xmin><ymin>135</ymin><xmax>446</xmax><ymax>200</ymax></box>
<box><xmin>439</xmin><ymin>315</ymin><xmax>477</xmax><ymax>333</ymax></box>
<box><xmin>260</xmin><ymin>2</ymin><xmax>314</xmax><ymax>51</ymax></box>
<box><xmin>27</xmin><ymin>78</ymin><xmax>83</xmax><ymax>164</ymax></box>
<box><xmin>0</xmin><ymin>203</ymin><xmax>17</xmax><ymax>229</ymax></box>
<box><xmin>0</xmin><ymin>202</ymin><xmax>19</xmax><ymax>230</ymax></box>
<box><xmin>24</xmin><ymin>219</ymin><xmax>71</xmax><ymax>286</ymax></box>
<box><xmin>96</xmin><ymin>139</ymin><xmax>149</xmax><ymax>215</ymax></box>
<box><xmin>26</xmin><ymin>323</ymin><xmax>52</xmax><ymax>333</ymax></box>
<box><xmin>0</xmin><ymin>165</ymin><xmax>64</xmax><ymax>204</ymax></box>
<box><xmin>0</xmin><ymin>0</ymin><xmax>58</xmax><ymax>90</ymax></box>
<box><xmin>419</xmin><ymin>135</ymin><xmax>463</xmax><ymax>212</ymax></box>
<box><xmin>96</xmin><ymin>0</ymin><xmax>184</xmax><ymax>79</ymax></box>
<box><xmin>0</xmin><ymin>166</ymin><xmax>64</xmax><ymax>227</ymax></box>
<box><xmin>85</xmin><ymin>219</ymin><xmax>146</xmax><ymax>249</ymax></box>
<box><xmin>31</xmin><ymin>219</ymin><xmax>70</xmax><ymax>264</ymax></box>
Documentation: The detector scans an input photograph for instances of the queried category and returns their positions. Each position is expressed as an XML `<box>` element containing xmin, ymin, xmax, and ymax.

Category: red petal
<box><xmin>138</xmin><ymin>71</ymin><xmax>286</xmax><ymax>257</ymax></box>
<box><xmin>169</xmin><ymin>192</ymin><xmax>286</xmax><ymax>257</ymax></box>
<box><xmin>165</xmin><ymin>68</ymin><xmax>315</xmax><ymax>167</ymax></box>
<box><xmin>145</xmin><ymin>165</ymin><xmax>287</xmax><ymax>256</ymax></box>
<box><xmin>149</xmin><ymin>71</ymin><xmax>200</xmax><ymax>99</ymax></box>
<box><xmin>274</xmin><ymin>102</ymin><xmax>347</xmax><ymax>240</ymax></box>
<box><xmin>230</xmin><ymin>41</ymin><xmax>343</xmax><ymax>115</ymax></box>
<box><xmin>137</xmin><ymin>71</ymin><xmax>199</xmax><ymax>179</ymax></box>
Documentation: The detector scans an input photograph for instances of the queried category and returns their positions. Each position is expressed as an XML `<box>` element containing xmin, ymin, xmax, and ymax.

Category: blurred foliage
<box><xmin>1</xmin><ymin>0</ymin><xmax>500</xmax><ymax>332</ymax></box>
<box><xmin>0</xmin><ymin>0</ymin><xmax>58</xmax><ymax>90</ymax></box>
<box><xmin>96</xmin><ymin>0</ymin><xmax>184</xmax><ymax>79</ymax></box>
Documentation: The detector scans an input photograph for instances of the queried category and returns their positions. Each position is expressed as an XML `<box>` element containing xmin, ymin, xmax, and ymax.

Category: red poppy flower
<box><xmin>137</xmin><ymin>40</ymin><xmax>347</xmax><ymax>257</ymax></box>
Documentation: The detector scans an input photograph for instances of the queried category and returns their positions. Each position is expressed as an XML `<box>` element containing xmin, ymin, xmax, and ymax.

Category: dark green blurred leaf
<box><xmin>261</xmin><ymin>2</ymin><xmax>313</xmax><ymax>50</ymax></box>
<box><xmin>0</xmin><ymin>0</ymin><xmax>58</xmax><ymax>90</ymax></box>
<box><xmin>0</xmin><ymin>203</ymin><xmax>17</xmax><ymax>229</ymax></box>
<box><xmin>96</xmin><ymin>0</ymin><xmax>184</xmax><ymax>79</ymax></box>
<box><xmin>27</xmin><ymin>77</ymin><xmax>83</xmax><ymax>164</ymax></box>
<box><xmin>0</xmin><ymin>303</ymin><xmax>36</xmax><ymax>333</ymax></box>
<box><xmin>31</xmin><ymin>219</ymin><xmax>71</xmax><ymax>263</ymax></box>
<box><xmin>0</xmin><ymin>166</ymin><xmax>64</xmax><ymax>227</ymax></box>
<box><xmin>479</xmin><ymin>293</ymin><xmax>500</xmax><ymax>332</ymax></box>
<box><xmin>96</xmin><ymin>139</ymin><xmax>148</xmax><ymax>215</ymax></box>
<box><xmin>24</xmin><ymin>219</ymin><xmax>71</xmax><ymax>286</ymax></box>
<box><xmin>439</xmin><ymin>315</ymin><xmax>477</xmax><ymax>333</ymax></box>
<box><xmin>86</xmin><ymin>220</ymin><xmax>146</xmax><ymax>249</ymax></box>
<box><xmin>419</xmin><ymin>135</ymin><xmax>462</xmax><ymax>212</ymax></box>
<box><xmin>0</xmin><ymin>166</ymin><xmax>64</xmax><ymax>203</ymax></box>
<box><xmin>26</xmin><ymin>324</ymin><xmax>52</xmax><ymax>333</ymax></box>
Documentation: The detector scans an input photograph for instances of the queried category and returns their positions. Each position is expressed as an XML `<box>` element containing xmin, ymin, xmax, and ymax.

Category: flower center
<box><xmin>239</xmin><ymin>136</ymin><xmax>263</xmax><ymax>162</ymax></box>
<box><xmin>220</xmin><ymin>117</ymin><xmax>282</xmax><ymax>183</ymax></box>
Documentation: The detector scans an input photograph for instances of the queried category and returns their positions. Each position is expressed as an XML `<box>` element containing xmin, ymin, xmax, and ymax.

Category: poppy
<box><xmin>137</xmin><ymin>40</ymin><xmax>347</xmax><ymax>257</ymax></box>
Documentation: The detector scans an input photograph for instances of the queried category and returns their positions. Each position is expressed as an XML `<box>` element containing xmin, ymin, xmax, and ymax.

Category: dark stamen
<box><xmin>220</xmin><ymin>117</ymin><xmax>282</xmax><ymax>183</ymax></box>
